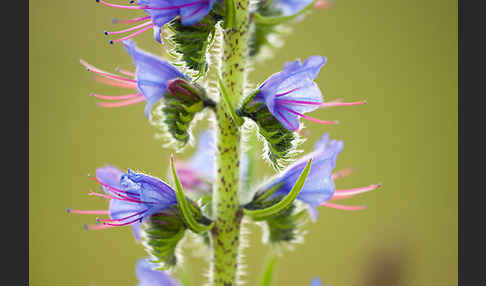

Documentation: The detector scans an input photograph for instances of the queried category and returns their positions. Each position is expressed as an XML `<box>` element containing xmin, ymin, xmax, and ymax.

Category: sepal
<box><xmin>238</xmin><ymin>91</ymin><xmax>302</xmax><ymax>169</ymax></box>
<box><xmin>141</xmin><ymin>207</ymin><xmax>187</xmax><ymax>270</ymax></box>
<box><xmin>166</xmin><ymin>3</ymin><xmax>224</xmax><ymax>76</ymax></box>
<box><xmin>160</xmin><ymin>78</ymin><xmax>215</xmax><ymax>145</ymax></box>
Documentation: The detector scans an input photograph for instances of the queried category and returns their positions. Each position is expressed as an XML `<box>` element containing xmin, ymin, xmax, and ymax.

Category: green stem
<box><xmin>209</xmin><ymin>1</ymin><xmax>250</xmax><ymax>285</ymax></box>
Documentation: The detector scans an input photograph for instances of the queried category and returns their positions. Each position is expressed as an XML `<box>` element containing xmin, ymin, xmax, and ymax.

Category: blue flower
<box><xmin>310</xmin><ymin>277</ymin><xmax>323</xmax><ymax>286</ymax></box>
<box><xmin>258</xmin><ymin>133</ymin><xmax>381</xmax><ymax>219</ymax></box>
<box><xmin>272</xmin><ymin>0</ymin><xmax>315</xmax><ymax>16</ymax></box>
<box><xmin>252</xmin><ymin>56</ymin><xmax>336</xmax><ymax>131</ymax></box>
<box><xmin>136</xmin><ymin>258</ymin><xmax>180</xmax><ymax>286</ymax></box>
<box><xmin>98</xmin><ymin>0</ymin><xmax>218</xmax><ymax>43</ymax></box>
<box><xmin>80</xmin><ymin>40</ymin><xmax>185</xmax><ymax>118</ymax></box>
<box><xmin>261</xmin><ymin>133</ymin><xmax>343</xmax><ymax>220</ymax></box>
<box><xmin>67</xmin><ymin>165</ymin><xmax>178</xmax><ymax>238</ymax></box>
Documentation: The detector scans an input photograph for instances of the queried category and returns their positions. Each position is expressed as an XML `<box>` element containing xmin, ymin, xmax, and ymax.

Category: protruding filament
<box><xmin>281</xmin><ymin>106</ymin><xmax>338</xmax><ymax>125</ymax></box>
<box><xmin>93</xmin><ymin>74</ymin><xmax>137</xmax><ymax>89</ymax></box>
<box><xmin>80</xmin><ymin>59</ymin><xmax>137</xmax><ymax>83</ymax></box>
<box><xmin>110</xmin><ymin>24</ymin><xmax>153</xmax><ymax>44</ymax></box>
<box><xmin>115</xmin><ymin>67</ymin><xmax>136</xmax><ymax>78</ymax></box>
<box><xmin>96</xmin><ymin>0</ymin><xmax>144</xmax><ymax>9</ymax></box>
<box><xmin>332</xmin><ymin>168</ymin><xmax>354</xmax><ymax>180</ymax></box>
<box><xmin>97</xmin><ymin>96</ymin><xmax>146</xmax><ymax>108</ymax></box>
<box><xmin>98</xmin><ymin>209</ymin><xmax>147</xmax><ymax>222</ymax></box>
<box><xmin>320</xmin><ymin>99</ymin><xmax>366</xmax><ymax>108</ymax></box>
<box><xmin>67</xmin><ymin>209</ymin><xmax>109</xmax><ymax>215</ymax></box>
<box><xmin>113</xmin><ymin>15</ymin><xmax>150</xmax><ymax>24</ymax></box>
<box><xmin>91</xmin><ymin>93</ymin><xmax>142</xmax><ymax>101</ymax></box>
<box><xmin>105</xmin><ymin>21</ymin><xmax>152</xmax><ymax>35</ymax></box>
<box><xmin>321</xmin><ymin>202</ymin><xmax>366</xmax><ymax>211</ymax></box>
<box><xmin>84</xmin><ymin>224</ymin><xmax>114</xmax><ymax>230</ymax></box>
<box><xmin>334</xmin><ymin>184</ymin><xmax>381</xmax><ymax>197</ymax></box>
<box><xmin>103</xmin><ymin>216</ymin><xmax>142</xmax><ymax>226</ymax></box>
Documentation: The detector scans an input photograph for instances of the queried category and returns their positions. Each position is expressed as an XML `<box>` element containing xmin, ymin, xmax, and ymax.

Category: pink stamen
<box><xmin>331</xmin><ymin>168</ymin><xmax>354</xmax><ymax>180</ymax></box>
<box><xmin>93</xmin><ymin>74</ymin><xmax>137</xmax><ymax>89</ymax></box>
<box><xmin>113</xmin><ymin>15</ymin><xmax>150</xmax><ymax>24</ymax></box>
<box><xmin>67</xmin><ymin>208</ymin><xmax>109</xmax><ymax>215</ymax></box>
<box><xmin>97</xmin><ymin>0</ymin><xmax>144</xmax><ymax>9</ymax></box>
<box><xmin>276</xmin><ymin>109</ymin><xmax>298</xmax><ymax>130</ymax></box>
<box><xmin>141</xmin><ymin>1</ymin><xmax>206</xmax><ymax>10</ymax></box>
<box><xmin>84</xmin><ymin>224</ymin><xmax>115</xmax><ymax>230</ymax></box>
<box><xmin>181</xmin><ymin>4</ymin><xmax>204</xmax><ymax>21</ymax></box>
<box><xmin>88</xmin><ymin>191</ymin><xmax>113</xmax><ymax>200</ymax></box>
<box><xmin>91</xmin><ymin>93</ymin><xmax>142</xmax><ymax>101</ymax></box>
<box><xmin>98</xmin><ymin>209</ymin><xmax>147</xmax><ymax>222</ymax></box>
<box><xmin>321</xmin><ymin>202</ymin><xmax>366</xmax><ymax>211</ymax></box>
<box><xmin>275</xmin><ymin>88</ymin><xmax>301</xmax><ymax>97</ymax></box>
<box><xmin>97</xmin><ymin>96</ymin><xmax>146</xmax><ymax>108</ymax></box>
<box><xmin>103</xmin><ymin>217</ymin><xmax>142</xmax><ymax>227</ymax></box>
<box><xmin>320</xmin><ymin>99</ymin><xmax>367</xmax><ymax>108</ymax></box>
<box><xmin>115</xmin><ymin>67</ymin><xmax>136</xmax><ymax>78</ymax></box>
<box><xmin>105</xmin><ymin>20</ymin><xmax>152</xmax><ymax>35</ymax></box>
<box><xmin>89</xmin><ymin>191</ymin><xmax>146</xmax><ymax>204</ymax></box>
<box><xmin>314</xmin><ymin>0</ymin><xmax>334</xmax><ymax>9</ymax></box>
<box><xmin>281</xmin><ymin>106</ymin><xmax>338</xmax><ymax>125</ymax></box>
<box><xmin>88</xmin><ymin>176</ymin><xmax>155</xmax><ymax>205</ymax></box>
<box><xmin>110</xmin><ymin>24</ymin><xmax>153</xmax><ymax>44</ymax></box>
<box><xmin>334</xmin><ymin>184</ymin><xmax>381</xmax><ymax>196</ymax></box>
<box><xmin>275</xmin><ymin>99</ymin><xmax>322</xmax><ymax>106</ymax></box>
<box><xmin>329</xmin><ymin>195</ymin><xmax>353</xmax><ymax>201</ymax></box>
<box><xmin>80</xmin><ymin>59</ymin><xmax>137</xmax><ymax>83</ymax></box>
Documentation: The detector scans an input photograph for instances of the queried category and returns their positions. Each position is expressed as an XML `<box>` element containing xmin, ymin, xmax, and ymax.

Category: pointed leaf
<box><xmin>253</xmin><ymin>0</ymin><xmax>316</xmax><ymax>26</ymax></box>
<box><xmin>170</xmin><ymin>155</ymin><xmax>214</xmax><ymax>233</ymax></box>
<box><xmin>244</xmin><ymin>159</ymin><xmax>312</xmax><ymax>219</ymax></box>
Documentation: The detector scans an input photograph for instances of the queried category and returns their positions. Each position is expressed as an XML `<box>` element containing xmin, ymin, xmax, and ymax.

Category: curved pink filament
<box><xmin>99</xmin><ymin>209</ymin><xmax>147</xmax><ymax>222</ymax></box>
<box><xmin>97</xmin><ymin>0</ymin><xmax>144</xmax><ymax>9</ymax></box>
<box><xmin>320</xmin><ymin>99</ymin><xmax>366</xmax><ymax>108</ymax></box>
<box><xmin>113</xmin><ymin>15</ymin><xmax>150</xmax><ymax>24</ymax></box>
<box><xmin>97</xmin><ymin>96</ymin><xmax>146</xmax><ymax>108</ymax></box>
<box><xmin>103</xmin><ymin>217</ymin><xmax>142</xmax><ymax>227</ymax></box>
<box><xmin>111</xmin><ymin>24</ymin><xmax>153</xmax><ymax>43</ymax></box>
<box><xmin>329</xmin><ymin>195</ymin><xmax>353</xmax><ymax>201</ymax></box>
<box><xmin>93</xmin><ymin>75</ymin><xmax>137</xmax><ymax>89</ymax></box>
<box><xmin>92</xmin><ymin>93</ymin><xmax>142</xmax><ymax>101</ymax></box>
<box><xmin>105</xmin><ymin>20</ymin><xmax>152</xmax><ymax>35</ymax></box>
<box><xmin>68</xmin><ymin>209</ymin><xmax>109</xmax><ymax>215</ymax></box>
<box><xmin>115</xmin><ymin>67</ymin><xmax>136</xmax><ymax>78</ymax></box>
<box><xmin>280</xmin><ymin>106</ymin><xmax>337</xmax><ymax>125</ymax></box>
<box><xmin>141</xmin><ymin>1</ymin><xmax>206</xmax><ymax>10</ymax></box>
<box><xmin>181</xmin><ymin>4</ymin><xmax>204</xmax><ymax>21</ymax></box>
<box><xmin>276</xmin><ymin>109</ymin><xmax>298</xmax><ymax>130</ymax></box>
<box><xmin>334</xmin><ymin>184</ymin><xmax>381</xmax><ymax>196</ymax></box>
<box><xmin>80</xmin><ymin>59</ymin><xmax>137</xmax><ymax>83</ymax></box>
<box><xmin>331</xmin><ymin>168</ymin><xmax>354</xmax><ymax>180</ymax></box>
<box><xmin>275</xmin><ymin>87</ymin><xmax>301</xmax><ymax>97</ymax></box>
<box><xmin>275</xmin><ymin>99</ymin><xmax>322</xmax><ymax>106</ymax></box>
<box><xmin>84</xmin><ymin>224</ymin><xmax>114</xmax><ymax>230</ymax></box>
<box><xmin>321</xmin><ymin>202</ymin><xmax>366</xmax><ymax>211</ymax></box>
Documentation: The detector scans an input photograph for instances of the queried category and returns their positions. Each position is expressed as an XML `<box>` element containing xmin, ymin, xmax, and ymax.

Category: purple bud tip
<box><xmin>104</xmin><ymin>31</ymin><xmax>108</xmax><ymax>35</ymax></box>
<box><xmin>66</xmin><ymin>208</ymin><xmax>71</xmax><ymax>213</ymax></box>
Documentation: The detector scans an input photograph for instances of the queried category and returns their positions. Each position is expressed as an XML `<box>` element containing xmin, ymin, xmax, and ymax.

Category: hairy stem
<box><xmin>210</xmin><ymin>0</ymin><xmax>250</xmax><ymax>285</ymax></box>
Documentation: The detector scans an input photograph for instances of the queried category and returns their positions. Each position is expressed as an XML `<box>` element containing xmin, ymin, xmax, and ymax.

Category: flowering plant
<box><xmin>68</xmin><ymin>0</ymin><xmax>380</xmax><ymax>285</ymax></box>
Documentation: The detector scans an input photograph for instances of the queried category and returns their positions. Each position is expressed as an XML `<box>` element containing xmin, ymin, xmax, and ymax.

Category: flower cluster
<box><xmin>70</xmin><ymin>0</ymin><xmax>381</xmax><ymax>285</ymax></box>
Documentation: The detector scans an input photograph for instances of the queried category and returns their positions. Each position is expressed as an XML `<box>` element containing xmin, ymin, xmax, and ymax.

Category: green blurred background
<box><xmin>29</xmin><ymin>0</ymin><xmax>457</xmax><ymax>285</ymax></box>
